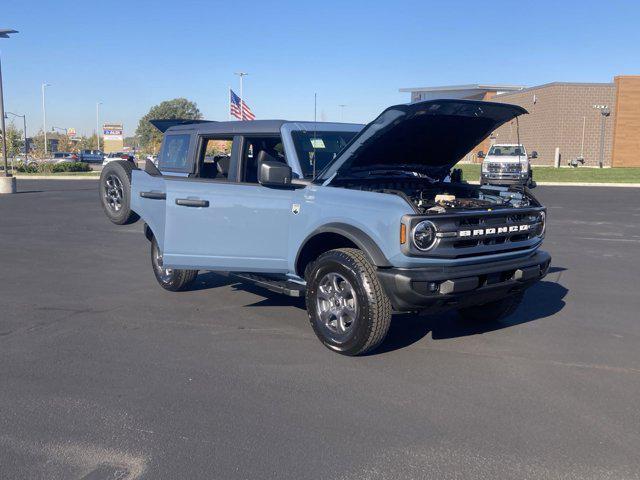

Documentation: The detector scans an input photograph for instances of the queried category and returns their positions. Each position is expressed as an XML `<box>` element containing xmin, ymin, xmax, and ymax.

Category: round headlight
<box><xmin>412</xmin><ymin>220</ymin><xmax>437</xmax><ymax>251</ymax></box>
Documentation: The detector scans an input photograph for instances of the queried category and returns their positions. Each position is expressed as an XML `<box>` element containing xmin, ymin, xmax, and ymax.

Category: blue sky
<box><xmin>2</xmin><ymin>0</ymin><xmax>639</xmax><ymax>136</ymax></box>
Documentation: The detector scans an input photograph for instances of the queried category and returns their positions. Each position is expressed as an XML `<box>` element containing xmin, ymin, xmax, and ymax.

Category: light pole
<box><xmin>338</xmin><ymin>104</ymin><xmax>347</xmax><ymax>122</ymax></box>
<box><xmin>96</xmin><ymin>102</ymin><xmax>102</xmax><ymax>150</ymax></box>
<box><xmin>593</xmin><ymin>105</ymin><xmax>610</xmax><ymax>169</ymax></box>
<box><xmin>6</xmin><ymin>112</ymin><xmax>27</xmax><ymax>158</ymax></box>
<box><xmin>0</xmin><ymin>29</ymin><xmax>19</xmax><ymax>182</ymax></box>
<box><xmin>42</xmin><ymin>82</ymin><xmax>51</xmax><ymax>155</ymax></box>
<box><xmin>234</xmin><ymin>72</ymin><xmax>248</xmax><ymax>120</ymax></box>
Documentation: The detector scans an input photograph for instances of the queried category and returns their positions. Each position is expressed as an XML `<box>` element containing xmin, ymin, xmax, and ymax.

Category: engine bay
<box><xmin>331</xmin><ymin>178</ymin><xmax>535</xmax><ymax>214</ymax></box>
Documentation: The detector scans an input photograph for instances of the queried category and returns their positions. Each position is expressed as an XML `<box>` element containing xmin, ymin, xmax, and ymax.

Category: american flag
<box><xmin>229</xmin><ymin>89</ymin><xmax>255</xmax><ymax>121</ymax></box>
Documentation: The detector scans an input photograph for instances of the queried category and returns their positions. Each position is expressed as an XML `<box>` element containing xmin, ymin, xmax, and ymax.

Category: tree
<box><xmin>0</xmin><ymin>122</ymin><xmax>24</xmax><ymax>158</ymax></box>
<box><xmin>136</xmin><ymin>98</ymin><xmax>202</xmax><ymax>151</ymax></box>
<box><xmin>76</xmin><ymin>134</ymin><xmax>98</xmax><ymax>151</ymax></box>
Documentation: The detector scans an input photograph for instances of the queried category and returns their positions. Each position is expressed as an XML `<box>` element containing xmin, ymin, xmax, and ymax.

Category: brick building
<box><xmin>400</xmin><ymin>76</ymin><xmax>640</xmax><ymax>167</ymax></box>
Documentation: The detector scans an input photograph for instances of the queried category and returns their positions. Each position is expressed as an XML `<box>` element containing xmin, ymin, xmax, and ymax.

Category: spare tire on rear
<box><xmin>99</xmin><ymin>160</ymin><xmax>139</xmax><ymax>225</ymax></box>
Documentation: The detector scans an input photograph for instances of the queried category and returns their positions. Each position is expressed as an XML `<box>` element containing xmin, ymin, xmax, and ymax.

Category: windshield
<box><xmin>488</xmin><ymin>145</ymin><xmax>525</xmax><ymax>156</ymax></box>
<box><xmin>291</xmin><ymin>130</ymin><xmax>358</xmax><ymax>178</ymax></box>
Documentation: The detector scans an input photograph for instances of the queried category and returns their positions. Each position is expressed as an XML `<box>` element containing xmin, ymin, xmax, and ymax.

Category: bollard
<box><xmin>0</xmin><ymin>175</ymin><xmax>17</xmax><ymax>194</ymax></box>
<box><xmin>554</xmin><ymin>147</ymin><xmax>561</xmax><ymax>168</ymax></box>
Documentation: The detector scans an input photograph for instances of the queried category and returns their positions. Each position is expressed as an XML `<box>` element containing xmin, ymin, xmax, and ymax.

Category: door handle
<box><xmin>140</xmin><ymin>191</ymin><xmax>166</xmax><ymax>200</ymax></box>
<box><xmin>175</xmin><ymin>198</ymin><xmax>209</xmax><ymax>208</ymax></box>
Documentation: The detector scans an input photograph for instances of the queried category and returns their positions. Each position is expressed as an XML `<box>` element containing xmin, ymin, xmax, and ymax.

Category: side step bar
<box><xmin>229</xmin><ymin>273</ymin><xmax>306</xmax><ymax>297</ymax></box>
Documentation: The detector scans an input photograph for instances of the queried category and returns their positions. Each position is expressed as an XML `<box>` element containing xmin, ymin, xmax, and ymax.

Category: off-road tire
<box><xmin>305</xmin><ymin>248</ymin><xmax>392</xmax><ymax>356</ymax></box>
<box><xmin>150</xmin><ymin>237</ymin><xmax>198</xmax><ymax>291</ymax></box>
<box><xmin>99</xmin><ymin>160</ymin><xmax>139</xmax><ymax>225</ymax></box>
<box><xmin>457</xmin><ymin>291</ymin><xmax>524</xmax><ymax>322</ymax></box>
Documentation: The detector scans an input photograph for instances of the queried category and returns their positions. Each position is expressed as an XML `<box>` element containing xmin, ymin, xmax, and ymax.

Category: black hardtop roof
<box><xmin>163</xmin><ymin>119</ymin><xmax>288</xmax><ymax>135</ymax></box>
<box><xmin>155</xmin><ymin>119</ymin><xmax>363</xmax><ymax>135</ymax></box>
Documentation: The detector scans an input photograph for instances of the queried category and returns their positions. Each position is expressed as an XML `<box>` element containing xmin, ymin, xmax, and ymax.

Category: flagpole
<box><xmin>228</xmin><ymin>87</ymin><xmax>231</xmax><ymax>121</ymax></box>
<box><xmin>234</xmin><ymin>72</ymin><xmax>248</xmax><ymax>121</ymax></box>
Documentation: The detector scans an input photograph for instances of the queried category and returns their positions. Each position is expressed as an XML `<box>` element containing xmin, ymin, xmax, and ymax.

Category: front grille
<box><xmin>487</xmin><ymin>162</ymin><xmax>521</xmax><ymax>173</ymax></box>
<box><xmin>423</xmin><ymin>208</ymin><xmax>545</xmax><ymax>258</ymax></box>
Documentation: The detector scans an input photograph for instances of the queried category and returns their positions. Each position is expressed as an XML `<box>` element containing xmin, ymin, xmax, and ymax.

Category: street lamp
<box><xmin>42</xmin><ymin>82</ymin><xmax>51</xmax><ymax>155</ymax></box>
<box><xmin>593</xmin><ymin>104</ymin><xmax>610</xmax><ymax>169</ymax></box>
<box><xmin>233</xmin><ymin>72</ymin><xmax>248</xmax><ymax>120</ymax></box>
<box><xmin>5</xmin><ymin>111</ymin><xmax>27</xmax><ymax>158</ymax></box>
<box><xmin>0</xmin><ymin>28</ymin><xmax>19</xmax><ymax>183</ymax></box>
<box><xmin>96</xmin><ymin>102</ymin><xmax>102</xmax><ymax>150</ymax></box>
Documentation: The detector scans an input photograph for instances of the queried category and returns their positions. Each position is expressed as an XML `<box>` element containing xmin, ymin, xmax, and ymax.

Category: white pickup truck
<box><xmin>479</xmin><ymin>144</ymin><xmax>537</xmax><ymax>187</ymax></box>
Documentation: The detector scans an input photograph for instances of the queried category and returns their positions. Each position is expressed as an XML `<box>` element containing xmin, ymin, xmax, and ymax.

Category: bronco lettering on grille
<box><xmin>458</xmin><ymin>224</ymin><xmax>531</xmax><ymax>237</ymax></box>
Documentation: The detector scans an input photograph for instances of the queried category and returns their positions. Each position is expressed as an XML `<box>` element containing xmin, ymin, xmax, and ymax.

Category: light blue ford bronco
<box><xmin>100</xmin><ymin>99</ymin><xmax>550</xmax><ymax>355</ymax></box>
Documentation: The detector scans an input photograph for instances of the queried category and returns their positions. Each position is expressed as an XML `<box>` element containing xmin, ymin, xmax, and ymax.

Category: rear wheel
<box><xmin>150</xmin><ymin>237</ymin><xmax>198</xmax><ymax>291</ymax></box>
<box><xmin>305</xmin><ymin>248</ymin><xmax>392</xmax><ymax>356</ymax></box>
<box><xmin>457</xmin><ymin>292</ymin><xmax>524</xmax><ymax>322</ymax></box>
<box><xmin>99</xmin><ymin>160</ymin><xmax>139</xmax><ymax>225</ymax></box>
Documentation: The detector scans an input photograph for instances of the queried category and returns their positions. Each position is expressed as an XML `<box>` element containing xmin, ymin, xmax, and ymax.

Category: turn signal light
<box><xmin>400</xmin><ymin>223</ymin><xmax>407</xmax><ymax>244</ymax></box>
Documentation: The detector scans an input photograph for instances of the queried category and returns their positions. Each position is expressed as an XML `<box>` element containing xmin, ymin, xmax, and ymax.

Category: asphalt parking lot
<box><xmin>1</xmin><ymin>180</ymin><xmax>639</xmax><ymax>479</ymax></box>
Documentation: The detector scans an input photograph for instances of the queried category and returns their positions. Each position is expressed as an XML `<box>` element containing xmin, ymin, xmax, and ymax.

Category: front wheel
<box><xmin>150</xmin><ymin>237</ymin><xmax>198</xmax><ymax>291</ymax></box>
<box><xmin>305</xmin><ymin>248</ymin><xmax>392</xmax><ymax>356</ymax></box>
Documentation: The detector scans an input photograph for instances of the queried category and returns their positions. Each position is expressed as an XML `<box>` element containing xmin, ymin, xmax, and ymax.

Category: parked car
<box><xmin>103</xmin><ymin>152</ymin><xmax>135</xmax><ymax>166</ymax></box>
<box><xmin>479</xmin><ymin>144</ymin><xmax>538</xmax><ymax>187</ymax></box>
<box><xmin>51</xmin><ymin>152</ymin><xmax>79</xmax><ymax>163</ymax></box>
<box><xmin>99</xmin><ymin>99</ymin><xmax>550</xmax><ymax>356</ymax></box>
<box><xmin>78</xmin><ymin>149</ymin><xmax>104</xmax><ymax>163</ymax></box>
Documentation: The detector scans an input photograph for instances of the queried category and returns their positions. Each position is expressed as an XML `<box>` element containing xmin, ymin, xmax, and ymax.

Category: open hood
<box><xmin>317</xmin><ymin>99</ymin><xmax>527</xmax><ymax>183</ymax></box>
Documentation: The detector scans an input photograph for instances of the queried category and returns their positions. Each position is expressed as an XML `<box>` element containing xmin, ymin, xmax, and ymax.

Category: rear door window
<box><xmin>158</xmin><ymin>134</ymin><xmax>192</xmax><ymax>173</ymax></box>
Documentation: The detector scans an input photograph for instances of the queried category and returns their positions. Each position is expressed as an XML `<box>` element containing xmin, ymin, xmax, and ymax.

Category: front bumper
<box><xmin>481</xmin><ymin>173</ymin><xmax>529</xmax><ymax>185</ymax></box>
<box><xmin>377</xmin><ymin>250</ymin><xmax>551</xmax><ymax>312</ymax></box>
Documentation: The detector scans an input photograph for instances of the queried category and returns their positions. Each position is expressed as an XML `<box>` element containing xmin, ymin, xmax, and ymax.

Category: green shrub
<box><xmin>51</xmin><ymin>161</ymin><xmax>92</xmax><ymax>173</ymax></box>
<box><xmin>37</xmin><ymin>162</ymin><xmax>55</xmax><ymax>174</ymax></box>
<box><xmin>16</xmin><ymin>161</ymin><xmax>91</xmax><ymax>174</ymax></box>
<box><xmin>16</xmin><ymin>161</ymin><xmax>39</xmax><ymax>173</ymax></box>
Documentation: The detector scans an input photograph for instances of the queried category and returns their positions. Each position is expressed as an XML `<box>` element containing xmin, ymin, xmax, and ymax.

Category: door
<box><xmin>130</xmin><ymin>170</ymin><xmax>166</xmax><ymax>249</ymax></box>
<box><xmin>161</xmin><ymin>134</ymin><xmax>294</xmax><ymax>273</ymax></box>
<box><xmin>162</xmin><ymin>180</ymin><xmax>294</xmax><ymax>272</ymax></box>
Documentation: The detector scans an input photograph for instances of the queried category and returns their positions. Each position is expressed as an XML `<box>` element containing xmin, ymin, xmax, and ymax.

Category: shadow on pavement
<box><xmin>375</xmin><ymin>278</ymin><xmax>568</xmax><ymax>354</ymax></box>
<box><xmin>191</xmin><ymin>269</ymin><xmax>568</xmax><ymax>355</ymax></box>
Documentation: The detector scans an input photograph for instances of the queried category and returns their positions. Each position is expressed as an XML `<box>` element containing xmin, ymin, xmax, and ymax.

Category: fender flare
<box><xmin>296</xmin><ymin>223</ymin><xmax>391</xmax><ymax>270</ymax></box>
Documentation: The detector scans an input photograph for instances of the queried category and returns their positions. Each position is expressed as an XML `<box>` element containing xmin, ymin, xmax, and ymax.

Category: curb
<box><xmin>534</xmin><ymin>182</ymin><xmax>640</xmax><ymax>187</ymax></box>
<box><xmin>467</xmin><ymin>181</ymin><xmax>640</xmax><ymax>188</ymax></box>
<box><xmin>15</xmin><ymin>175</ymin><xmax>99</xmax><ymax>180</ymax></box>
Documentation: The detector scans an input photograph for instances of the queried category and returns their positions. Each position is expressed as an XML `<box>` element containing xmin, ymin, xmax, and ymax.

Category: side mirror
<box><xmin>477</xmin><ymin>151</ymin><xmax>485</xmax><ymax>158</ymax></box>
<box><xmin>530</xmin><ymin>151</ymin><xmax>538</xmax><ymax>159</ymax></box>
<box><xmin>259</xmin><ymin>158</ymin><xmax>292</xmax><ymax>186</ymax></box>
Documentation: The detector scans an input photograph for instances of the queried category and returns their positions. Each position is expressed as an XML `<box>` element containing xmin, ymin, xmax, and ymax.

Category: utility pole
<box><xmin>0</xmin><ymin>28</ymin><xmax>18</xmax><ymax>193</ymax></box>
<box><xmin>234</xmin><ymin>72</ymin><xmax>248</xmax><ymax>120</ymax></box>
<box><xmin>0</xmin><ymin>54</ymin><xmax>8</xmax><ymax>175</ymax></box>
<box><xmin>42</xmin><ymin>82</ymin><xmax>50</xmax><ymax>155</ymax></box>
<box><xmin>96</xmin><ymin>102</ymin><xmax>102</xmax><ymax>150</ymax></box>
<box><xmin>338</xmin><ymin>104</ymin><xmax>347</xmax><ymax>122</ymax></box>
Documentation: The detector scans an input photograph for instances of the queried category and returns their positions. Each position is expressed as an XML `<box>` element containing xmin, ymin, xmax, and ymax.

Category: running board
<box><xmin>230</xmin><ymin>273</ymin><xmax>306</xmax><ymax>297</ymax></box>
